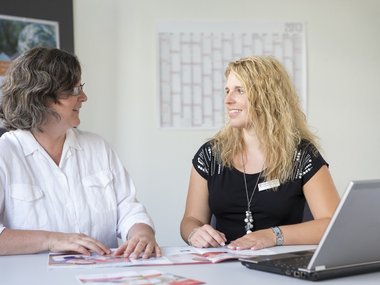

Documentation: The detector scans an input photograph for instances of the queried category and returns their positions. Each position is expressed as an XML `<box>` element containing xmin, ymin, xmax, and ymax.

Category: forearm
<box><xmin>0</xmin><ymin>228</ymin><xmax>111</xmax><ymax>256</ymax></box>
<box><xmin>280</xmin><ymin>218</ymin><xmax>331</xmax><ymax>245</ymax></box>
<box><xmin>180</xmin><ymin>216</ymin><xmax>205</xmax><ymax>243</ymax></box>
<box><xmin>0</xmin><ymin>228</ymin><xmax>50</xmax><ymax>255</ymax></box>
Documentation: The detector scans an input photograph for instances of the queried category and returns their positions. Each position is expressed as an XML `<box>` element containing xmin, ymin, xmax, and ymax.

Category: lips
<box><xmin>228</xmin><ymin>109</ymin><xmax>242</xmax><ymax>114</ymax></box>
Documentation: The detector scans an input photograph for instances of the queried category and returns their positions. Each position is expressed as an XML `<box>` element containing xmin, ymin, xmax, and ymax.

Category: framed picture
<box><xmin>0</xmin><ymin>14</ymin><xmax>59</xmax><ymax>119</ymax></box>
<box><xmin>0</xmin><ymin>14</ymin><xmax>59</xmax><ymax>73</ymax></box>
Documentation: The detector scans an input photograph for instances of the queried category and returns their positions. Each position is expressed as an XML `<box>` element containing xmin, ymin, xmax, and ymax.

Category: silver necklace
<box><xmin>241</xmin><ymin>153</ymin><xmax>262</xmax><ymax>234</ymax></box>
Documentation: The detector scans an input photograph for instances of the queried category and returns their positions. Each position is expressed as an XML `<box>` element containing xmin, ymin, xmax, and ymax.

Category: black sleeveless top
<box><xmin>192</xmin><ymin>140</ymin><xmax>327</xmax><ymax>242</ymax></box>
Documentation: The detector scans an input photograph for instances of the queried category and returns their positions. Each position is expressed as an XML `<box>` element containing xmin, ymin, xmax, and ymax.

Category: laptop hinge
<box><xmin>298</xmin><ymin>265</ymin><xmax>330</xmax><ymax>272</ymax></box>
<box><xmin>303</xmin><ymin>260</ymin><xmax>380</xmax><ymax>272</ymax></box>
<box><xmin>315</xmin><ymin>265</ymin><xmax>326</xmax><ymax>271</ymax></box>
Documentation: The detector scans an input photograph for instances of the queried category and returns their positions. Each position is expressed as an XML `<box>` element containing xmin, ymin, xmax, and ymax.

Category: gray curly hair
<box><xmin>0</xmin><ymin>47</ymin><xmax>81</xmax><ymax>131</ymax></box>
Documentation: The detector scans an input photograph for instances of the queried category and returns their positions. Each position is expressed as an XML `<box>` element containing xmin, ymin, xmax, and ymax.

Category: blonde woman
<box><xmin>180</xmin><ymin>56</ymin><xmax>340</xmax><ymax>250</ymax></box>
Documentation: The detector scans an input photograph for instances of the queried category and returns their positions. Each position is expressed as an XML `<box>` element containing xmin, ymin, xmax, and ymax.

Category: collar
<box><xmin>64</xmin><ymin>128</ymin><xmax>82</xmax><ymax>151</ymax></box>
<box><xmin>14</xmin><ymin>128</ymin><xmax>82</xmax><ymax>157</ymax></box>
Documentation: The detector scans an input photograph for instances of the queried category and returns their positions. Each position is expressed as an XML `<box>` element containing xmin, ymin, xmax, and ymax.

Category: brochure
<box><xmin>76</xmin><ymin>269</ymin><xmax>204</xmax><ymax>285</ymax></box>
<box><xmin>48</xmin><ymin>245</ymin><xmax>317</xmax><ymax>269</ymax></box>
<box><xmin>48</xmin><ymin>251</ymin><xmax>172</xmax><ymax>269</ymax></box>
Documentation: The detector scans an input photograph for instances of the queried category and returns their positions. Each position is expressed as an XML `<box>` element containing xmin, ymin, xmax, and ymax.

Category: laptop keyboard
<box><xmin>268</xmin><ymin>255</ymin><xmax>312</xmax><ymax>270</ymax></box>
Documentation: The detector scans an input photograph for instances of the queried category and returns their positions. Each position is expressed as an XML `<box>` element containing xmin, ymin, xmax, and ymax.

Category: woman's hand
<box><xmin>187</xmin><ymin>224</ymin><xmax>227</xmax><ymax>248</ymax></box>
<box><xmin>47</xmin><ymin>232</ymin><xmax>111</xmax><ymax>255</ymax></box>
<box><xmin>228</xmin><ymin>228</ymin><xmax>275</xmax><ymax>250</ymax></box>
<box><xmin>114</xmin><ymin>223</ymin><xmax>161</xmax><ymax>259</ymax></box>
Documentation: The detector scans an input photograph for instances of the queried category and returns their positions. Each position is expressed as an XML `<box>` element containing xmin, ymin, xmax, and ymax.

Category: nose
<box><xmin>79</xmin><ymin>91</ymin><xmax>88</xmax><ymax>102</ymax></box>
<box><xmin>225</xmin><ymin>91</ymin><xmax>236</xmax><ymax>105</ymax></box>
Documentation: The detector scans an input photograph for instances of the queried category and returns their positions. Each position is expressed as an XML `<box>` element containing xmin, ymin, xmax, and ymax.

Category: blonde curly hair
<box><xmin>212</xmin><ymin>56</ymin><xmax>319</xmax><ymax>183</ymax></box>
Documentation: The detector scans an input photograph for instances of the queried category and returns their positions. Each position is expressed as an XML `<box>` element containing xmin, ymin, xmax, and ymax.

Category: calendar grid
<box><xmin>157</xmin><ymin>22</ymin><xmax>306</xmax><ymax>129</ymax></box>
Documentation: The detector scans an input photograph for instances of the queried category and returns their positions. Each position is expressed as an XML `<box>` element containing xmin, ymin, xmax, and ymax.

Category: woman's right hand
<box><xmin>187</xmin><ymin>224</ymin><xmax>227</xmax><ymax>248</ymax></box>
<box><xmin>47</xmin><ymin>232</ymin><xmax>111</xmax><ymax>255</ymax></box>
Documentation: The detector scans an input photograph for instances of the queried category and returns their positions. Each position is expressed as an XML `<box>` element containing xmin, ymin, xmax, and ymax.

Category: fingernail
<box><xmin>220</xmin><ymin>242</ymin><xmax>225</xmax><ymax>246</ymax></box>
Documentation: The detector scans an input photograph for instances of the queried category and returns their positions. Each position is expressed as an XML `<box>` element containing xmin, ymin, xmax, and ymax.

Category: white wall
<box><xmin>73</xmin><ymin>0</ymin><xmax>380</xmax><ymax>246</ymax></box>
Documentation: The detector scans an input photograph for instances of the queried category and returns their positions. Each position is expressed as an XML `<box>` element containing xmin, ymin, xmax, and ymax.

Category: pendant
<box><xmin>244</xmin><ymin>210</ymin><xmax>254</xmax><ymax>234</ymax></box>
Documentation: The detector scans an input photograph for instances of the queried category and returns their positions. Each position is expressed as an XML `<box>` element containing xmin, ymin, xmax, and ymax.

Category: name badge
<box><xmin>258</xmin><ymin>179</ymin><xmax>280</xmax><ymax>191</ymax></box>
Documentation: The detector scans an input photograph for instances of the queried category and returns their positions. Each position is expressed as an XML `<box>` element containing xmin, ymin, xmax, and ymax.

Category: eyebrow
<box><xmin>225</xmin><ymin>86</ymin><xmax>244</xmax><ymax>91</ymax></box>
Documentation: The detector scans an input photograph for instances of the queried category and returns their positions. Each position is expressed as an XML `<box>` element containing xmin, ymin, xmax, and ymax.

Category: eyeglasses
<box><xmin>71</xmin><ymin>83</ymin><xmax>85</xmax><ymax>96</ymax></box>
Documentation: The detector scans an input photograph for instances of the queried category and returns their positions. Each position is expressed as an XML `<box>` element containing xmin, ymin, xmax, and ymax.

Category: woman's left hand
<box><xmin>227</xmin><ymin>228</ymin><xmax>276</xmax><ymax>250</ymax></box>
<box><xmin>114</xmin><ymin>223</ymin><xmax>161</xmax><ymax>259</ymax></box>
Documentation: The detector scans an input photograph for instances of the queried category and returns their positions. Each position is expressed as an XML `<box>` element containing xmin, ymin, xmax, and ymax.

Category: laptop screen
<box><xmin>308</xmin><ymin>179</ymin><xmax>380</xmax><ymax>270</ymax></box>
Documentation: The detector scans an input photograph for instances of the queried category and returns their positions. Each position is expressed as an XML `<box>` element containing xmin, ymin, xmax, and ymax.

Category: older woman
<box><xmin>0</xmin><ymin>47</ymin><xmax>160</xmax><ymax>258</ymax></box>
<box><xmin>181</xmin><ymin>56</ymin><xmax>340</xmax><ymax>250</ymax></box>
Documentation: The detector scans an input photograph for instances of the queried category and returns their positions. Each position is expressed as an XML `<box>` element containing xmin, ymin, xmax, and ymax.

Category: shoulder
<box><xmin>72</xmin><ymin>128</ymin><xmax>104</xmax><ymax>141</ymax></box>
<box><xmin>192</xmin><ymin>139</ymin><xmax>223</xmax><ymax>178</ymax></box>
<box><xmin>0</xmin><ymin>129</ymin><xmax>30</xmax><ymax>151</ymax></box>
<box><xmin>71</xmin><ymin>128</ymin><xmax>109</xmax><ymax>147</ymax></box>
<box><xmin>297</xmin><ymin>139</ymin><xmax>318</xmax><ymax>152</ymax></box>
<box><xmin>194</xmin><ymin>140</ymin><xmax>215</xmax><ymax>160</ymax></box>
<box><xmin>0</xmin><ymin>131</ymin><xmax>13</xmax><ymax>158</ymax></box>
<box><xmin>292</xmin><ymin>139</ymin><xmax>327</xmax><ymax>182</ymax></box>
<box><xmin>295</xmin><ymin>140</ymin><xmax>324</xmax><ymax>162</ymax></box>
<box><xmin>0</xmin><ymin>130</ymin><xmax>33</xmax><ymax>169</ymax></box>
<box><xmin>69</xmin><ymin>128</ymin><xmax>116</xmax><ymax>158</ymax></box>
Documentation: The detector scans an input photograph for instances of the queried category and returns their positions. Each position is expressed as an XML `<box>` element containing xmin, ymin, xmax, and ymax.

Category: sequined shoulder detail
<box><xmin>291</xmin><ymin>142</ymin><xmax>319</xmax><ymax>180</ymax></box>
<box><xmin>194</xmin><ymin>143</ymin><xmax>223</xmax><ymax>177</ymax></box>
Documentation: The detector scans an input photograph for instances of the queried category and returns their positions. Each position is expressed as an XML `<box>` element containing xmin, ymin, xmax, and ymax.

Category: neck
<box><xmin>32</xmin><ymin>126</ymin><xmax>67</xmax><ymax>165</ymax></box>
<box><xmin>239</xmin><ymin>128</ymin><xmax>265</xmax><ymax>174</ymax></box>
<box><xmin>242</xmin><ymin>128</ymin><xmax>260</xmax><ymax>151</ymax></box>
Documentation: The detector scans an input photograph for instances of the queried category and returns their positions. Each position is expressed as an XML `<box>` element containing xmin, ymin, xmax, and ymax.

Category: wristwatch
<box><xmin>271</xmin><ymin>226</ymin><xmax>284</xmax><ymax>246</ymax></box>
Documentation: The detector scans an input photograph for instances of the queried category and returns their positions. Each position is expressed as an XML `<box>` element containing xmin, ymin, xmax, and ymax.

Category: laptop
<box><xmin>240</xmin><ymin>179</ymin><xmax>380</xmax><ymax>281</ymax></box>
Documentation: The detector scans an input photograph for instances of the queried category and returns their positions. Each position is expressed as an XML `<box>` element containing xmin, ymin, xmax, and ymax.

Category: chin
<box><xmin>72</xmin><ymin>120</ymin><xmax>81</xmax><ymax>128</ymax></box>
<box><xmin>228</xmin><ymin>122</ymin><xmax>245</xmax><ymax>129</ymax></box>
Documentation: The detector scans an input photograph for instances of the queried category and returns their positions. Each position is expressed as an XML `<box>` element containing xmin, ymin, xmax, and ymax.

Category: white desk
<box><xmin>1</xmin><ymin>252</ymin><xmax>380</xmax><ymax>284</ymax></box>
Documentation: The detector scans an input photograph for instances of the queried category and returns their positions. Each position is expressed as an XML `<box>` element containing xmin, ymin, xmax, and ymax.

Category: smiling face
<box><xmin>224</xmin><ymin>72</ymin><xmax>250</xmax><ymax>129</ymax></box>
<box><xmin>47</xmin><ymin>82</ymin><xmax>88</xmax><ymax>132</ymax></box>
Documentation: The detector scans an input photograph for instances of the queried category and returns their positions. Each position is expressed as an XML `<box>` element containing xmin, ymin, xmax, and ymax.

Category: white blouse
<box><xmin>0</xmin><ymin>128</ymin><xmax>154</xmax><ymax>248</ymax></box>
